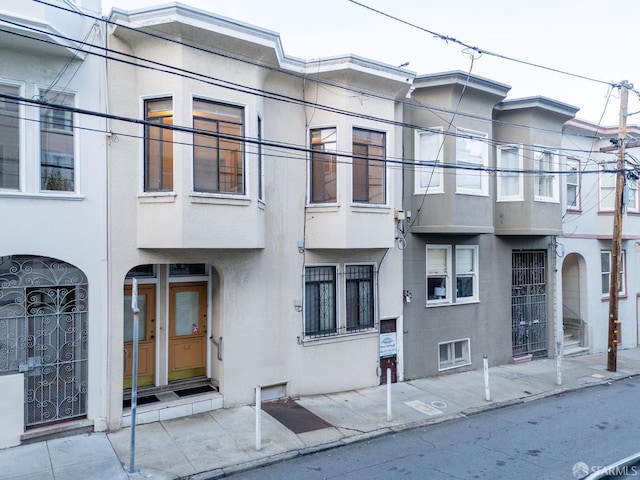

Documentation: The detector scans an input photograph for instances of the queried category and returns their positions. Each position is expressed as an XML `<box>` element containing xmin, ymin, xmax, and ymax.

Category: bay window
<box><xmin>144</xmin><ymin>98</ymin><xmax>173</xmax><ymax>192</ymax></box>
<box><xmin>352</xmin><ymin>128</ymin><xmax>385</xmax><ymax>204</ymax></box>
<box><xmin>193</xmin><ymin>99</ymin><xmax>244</xmax><ymax>194</ymax></box>
<box><xmin>310</xmin><ymin>127</ymin><xmax>337</xmax><ymax>203</ymax></box>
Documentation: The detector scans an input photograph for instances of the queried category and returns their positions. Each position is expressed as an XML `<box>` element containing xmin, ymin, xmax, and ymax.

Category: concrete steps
<box><xmin>564</xmin><ymin>333</ymin><xmax>589</xmax><ymax>357</ymax></box>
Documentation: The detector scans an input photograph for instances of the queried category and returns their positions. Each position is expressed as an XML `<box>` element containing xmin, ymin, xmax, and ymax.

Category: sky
<box><xmin>97</xmin><ymin>0</ymin><xmax>640</xmax><ymax>127</ymax></box>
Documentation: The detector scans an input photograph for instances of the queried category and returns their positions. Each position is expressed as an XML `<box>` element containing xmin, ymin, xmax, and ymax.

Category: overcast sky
<box><xmin>97</xmin><ymin>0</ymin><xmax>640</xmax><ymax>127</ymax></box>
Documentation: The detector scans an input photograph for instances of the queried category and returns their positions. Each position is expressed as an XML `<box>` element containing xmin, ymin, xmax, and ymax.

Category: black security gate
<box><xmin>512</xmin><ymin>251</ymin><xmax>547</xmax><ymax>357</ymax></box>
<box><xmin>0</xmin><ymin>256</ymin><xmax>88</xmax><ymax>427</ymax></box>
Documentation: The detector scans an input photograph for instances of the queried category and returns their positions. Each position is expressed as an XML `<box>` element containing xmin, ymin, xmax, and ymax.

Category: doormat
<box><xmin>123</xmin><ymin>394</ymin><xmax>160</xmax><ymax>409</ymax></box>
<box><xmin>261</xmin><ymin>399</ymin><xmax>331</xmax><ymax>434</ymax></box>
<box><xmin>174</xmin><ymin>385</ymin><xmax>216</xmax><ymax>397</ymax></box>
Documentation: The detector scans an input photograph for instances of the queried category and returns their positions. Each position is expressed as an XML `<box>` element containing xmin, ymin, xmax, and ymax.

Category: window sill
<box><xmin>189</xmin><ymin>195</ymin><xmax>251</xmax><ymax>206</ymax></box>
<box><xmin>301</xmin><ymin>328</ymin><xmax>378</xmax><ymax>346</ymax></box>
<box><xmin>306</xmin><ymin>204</ymin><xmax>339</xmax><ymax>212</ymax></box>
<box><xmin>427</xmin><ymin>299</ymin><xmax>479</xmax><ymax>308</ymax></box>
<box><xmin>533</xmin><ymin>197</ymin><xmax>560</xmax><ymax>204</ymax></box>
<box><xmin>138</xmin><ymin>193</ymin><xmax>176</xmax><ymax>203</ymax></box>
<box><xmin>350</xmin><ymin>204</ymin><xmax>391</xmax><ymax>213</ymax></box>
<box><xmin>438</xmin><ymin>360</ymin><xmax>471</xmax><ymax>372</ymax></box>
<box><xmin>0</xmin><ymin>191</ymin><xmax>85</xmax><ymax>201</ymax></box>
<box><xmin>454</xmin><ymin>190</ymin><xmax>489</xmax><ymax>197</ymax></box>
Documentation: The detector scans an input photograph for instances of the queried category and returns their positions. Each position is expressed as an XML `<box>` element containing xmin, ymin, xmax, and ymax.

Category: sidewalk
<box><xmin>3</xmin><ymin>348</ymin><xmax>640</xmax><ymax>480</ymax></box>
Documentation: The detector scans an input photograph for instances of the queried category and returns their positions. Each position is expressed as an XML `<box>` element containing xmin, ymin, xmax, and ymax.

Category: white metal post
<box><xmin>255</xmin><ymin>385</ymin><xmax>262</xmax><ymax>451</ymax></box>
<box><xmin>556</xmin><ymin>339</ymin><xmax>563</xmax><ymax>386</ymax></box>
<box><xmin>386</xmin><ymin>368</ymin><xmax>392</xmax><ymax>422</ymax></box>
<box><xmin>129</xmin><ymin>278</ymin><xmax>140</xmax><ymax>474</ymax></box>
<box><xmin>483</xmin><ymin>355</ymin><xmax>490</xmax><ymax>402</ymax></box>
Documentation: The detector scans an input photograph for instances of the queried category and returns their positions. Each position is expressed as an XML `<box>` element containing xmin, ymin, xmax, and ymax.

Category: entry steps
<box><xmin>122</xmin><ymin>380</ymin><xmax>223</xmax><ymax>427</ymax></box>
<box><xmin>564</xmin><ymin>333</ymin><xmax>589</xmax><ymax>357</ymax></box>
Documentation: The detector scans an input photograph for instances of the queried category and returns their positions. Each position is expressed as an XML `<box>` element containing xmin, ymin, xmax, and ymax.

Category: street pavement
<box><xmin>2</xmin><ymin>348</ymin><xmax>640</xmax><ymax>480</ymax></box>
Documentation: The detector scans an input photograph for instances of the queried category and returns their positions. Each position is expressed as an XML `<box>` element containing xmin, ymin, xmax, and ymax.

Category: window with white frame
<box><xmin>601</xmin><ymin>250</ymin><xmax>626</xmax><ymax>297</ymax></box>
<box><xmin>427</xmin><ymin>245</ymin><xmax>479</xmax><ymax>306</ymax></box>
<box><xmin>599</xmin><ymin>163</ymin><xmax>616</xmax><ymax>211</ymax></box>
<box><xmin>40</xmin><ymin>90</ymin><xmax>75</xmax><ymax>192</ymax></box>
<box><xmin>310</xmin><ymin>127</ymin><xmax>337</xmax><ymax>203</ymax></box>
<box><xmin>304</xmin><ymin>266</ymin><xmax>337</xmax><ymax>337</ymax></box>
<box><xmin>438</xmin><ymin>338</ymin><xmax>470</xmax><ymax>371</ymax></box>
<box><xmin>304</xmin><ymin>263</ymin><xmax>376</xmax><ymax>338</ymax></box>
<box><xmin>352</xmin><ymin>128</ymin><xmax>386</xmax><ymax>204</ymax></box>
<box><xmin>533</xmin><ymin>147</ymin><xmax>559</xmax><ymax>202</ymax></box>
<box><xmin>0</xmin><ymin>83</ymin><xmax>20</xmax><ymax>190</ymax></box>
<box><xmin>455</xmin><ymin>128</ymin><xmax>488</xmax><ymax>195</ymax></box>
<box><xmin>414</xmin><ymin>128</ymin><xmax>443</xmax><ymax>194</ymax></box>
<box><xmin>345</xmin><ymin>265</ymin><xmax>374</xmax><ymax>332</ymax></box>
<box><xmin>455</xmin><ymin>246</ymin><xmax>478</xmax><ymax>302</ymax></box>
<box><xmin>144</xmin><ymin>97</ymin><xmax>173</xmax><ymax>192</ymax></box>
<box><xmin>427</xmin><ymin>245</ymin><xmax>451</xmax><ymax>305</ymax></box>
<box><xmin>193</xmin><ymin>99</ymin><xmax>244</xmax><ymax>194</ymax></box>
<box><xmin>566</xmin><ymin>158</ymin><xmax>580</xmax><ymax>210</ymax></box>
<box><xmin>496</xmin><ymin>145</ymin><xmax>523</xmax><ymax>201</ymax></box>
<box><xmin>258</xmin><ymin>115</ymin><xmax>264</xmax><ymax>201</ymax></box>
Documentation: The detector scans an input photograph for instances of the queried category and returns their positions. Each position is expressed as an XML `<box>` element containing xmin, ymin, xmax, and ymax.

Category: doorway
<box><xmin>169</xmin><ymin>282</ymin><xmax>207</xmax><ymax>381</ymax></box>
<box><xmin>123</xmin><ymin>284</ymin><xmax>156</xmax><ymax>389</ymax></box>
<box><xmin>511</xmin><ymin>251</ymin><xmax>547</xmax><ymax>357</ymax></box>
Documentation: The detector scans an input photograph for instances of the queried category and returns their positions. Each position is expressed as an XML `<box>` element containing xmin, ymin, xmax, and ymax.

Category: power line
<box><xmin>28</xmin><ymin>1</ymin><xmax>614</xmax><ymax>148</ymax></box>
<box><xmin>348</xmin><ymin>0</ymin><xmax>616</xmax><ymax>89</ymax></box>
<box><xmin>0</xmin><ymin>93</ymin><xmax>625</xmax><ymax>179</ymax></box>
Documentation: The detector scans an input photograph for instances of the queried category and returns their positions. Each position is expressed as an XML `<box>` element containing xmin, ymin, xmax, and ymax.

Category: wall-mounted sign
<box><xmin>379</xmin><ymin>332</ymin><xmax>397</xmax><ymax>358</ymax></box>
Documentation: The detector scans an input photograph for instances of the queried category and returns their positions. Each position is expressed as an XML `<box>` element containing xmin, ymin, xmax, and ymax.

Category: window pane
<box><xmin>416</xmin><ymin>130</ymin><xmax>443</xmax><ymax>191</ymax></box>
<box><xmin>124</xmin><ymin>293</ymin><xmax>147</xmax><ymax>342</ymax></box>
<box><xmin>40</xmin><ymin>91</ymin><xmax>74</xmax><ymax>191</ymax></box>
<box><xmin>352</xmin><ymin>128</ymin><xmax>385</xmax><ymax>204</ymax></box>
<box><xmin>0</xmin><ymin>84</ymin><xmax>20</xmax><ymax>189</ymax></box>
<box><xmin>456</xmin><ymin>129</ymin><xmax>487</xmax><ymax>193</ymax></box>
<box><xmin>145</xmin><ymin>98</ymin><xmax>173</xmax><ymax>192</ymax></box>
<box><xmin>346</xmin><ymin>265</ymin><xmax>374</xmax><ymax>332</ymax></box>
<box><xmin>170</xmin><ymin>264</ymin><xmax>207</xmax><ymax>276</ymax></box>
<box><xmin>499</xmin><ymin>147</ymin><xmax>520</xmax><ymax>197</ymax></box>
<box><xmin>428</xmin><ymin>249</ymin><xmax>447</xmax><ymax>274</ymax></box>
<box><xmin>193</xmin><ymin>99</ymin><xmax>244</xmax><ymax>194</ymax></box>
<box><xmin>310</xmin><ymin>128</ymin><xmax>337</xmax><ymax>203</ymax></box>
<box><xmin>456</xmin><ymin>248</ymin><xmax>473</xmax><ymax>273</ymax></box>
<box><xmin>304</xmin><ymin>267</ymin><xmax>336</xmax><ymax>337</ymax></box>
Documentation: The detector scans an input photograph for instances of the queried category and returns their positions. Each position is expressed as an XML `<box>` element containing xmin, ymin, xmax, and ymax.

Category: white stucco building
<box><xmin>558</xmin><ymin>118</ymin><xmax>640</xmax><ymax>356</ymax></box>
<box><xmin>0</xmin><ymin>0</ymin><xmax>108</xmax><ymax>447</ymax></box>
<box><xmin>104</xmin><ymin>4</ymin><xmax>411</xmax><ymax>430</ymax></box>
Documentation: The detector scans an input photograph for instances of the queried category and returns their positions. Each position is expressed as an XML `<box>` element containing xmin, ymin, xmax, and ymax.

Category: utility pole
<box><xmin>601</xmin><ymin>81</ymin><xmax>628</xmax><ymax>372</ymax></box>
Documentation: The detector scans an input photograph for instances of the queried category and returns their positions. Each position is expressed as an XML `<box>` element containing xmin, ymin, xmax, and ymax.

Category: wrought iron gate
<box><xmin>0</xmin><ymin>256</ymin><xmax>88</xmax><ymax>428</ymax></box>
<box><xmin>512</xmin><ymin>251</ymin><xmax>547</xmax><ymax>357</ymax></box>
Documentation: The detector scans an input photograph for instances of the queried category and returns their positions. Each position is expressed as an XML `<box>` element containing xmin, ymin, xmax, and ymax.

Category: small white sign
<box><xmin>379</xmin><ymin>332</ymin><xmax>397</xmax><ymax>358</ymax></box>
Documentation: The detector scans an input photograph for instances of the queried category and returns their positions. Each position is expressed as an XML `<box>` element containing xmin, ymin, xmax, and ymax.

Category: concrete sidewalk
<box><xmin>3</xmin><ymin>348</ymin><xmax>640</xmax><ymax>480</ymax></box>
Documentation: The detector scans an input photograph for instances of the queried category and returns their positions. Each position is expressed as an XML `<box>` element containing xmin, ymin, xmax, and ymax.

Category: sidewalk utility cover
<box><xmin>262</xmin><ymin>399</ymin><xmax>331</xmax><ymax>434</ymax></box>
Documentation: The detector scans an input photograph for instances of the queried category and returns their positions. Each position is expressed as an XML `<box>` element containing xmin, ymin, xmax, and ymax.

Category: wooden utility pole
<box><xmin>606</xmin><ymin>80</ymin><xmax>628</xmax><ymax>372</ymax></box>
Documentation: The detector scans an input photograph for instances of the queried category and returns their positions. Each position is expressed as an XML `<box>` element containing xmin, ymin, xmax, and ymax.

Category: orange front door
<box><xmin>169</xmin><ymin>282</ymin><xmax>207</xmax><ymax>381</ymax></box>
<box><xmin>124</xmin><ymin>284</ymin><xmax>156</xmax><ymax>388</ymax></box>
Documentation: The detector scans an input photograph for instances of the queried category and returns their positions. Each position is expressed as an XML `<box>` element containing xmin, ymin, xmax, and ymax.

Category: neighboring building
<box><xmin>0</xmin><ymin>0</ymin><xmax>108</xmax><ymax>447</ymax></box>
<box><xmin>402</xmin><ymin>71</ymin><xmax>578</xmax><ymax>379</ymax></box>
<box><xmin>105</xmin><ymin>4</ymin><xmax>410</xmax><ymax>430</ymax></box>
<box><xmin>558</xmin><ymin>118</ymin><xmax>640</xmax><ymax>356</ymax></box>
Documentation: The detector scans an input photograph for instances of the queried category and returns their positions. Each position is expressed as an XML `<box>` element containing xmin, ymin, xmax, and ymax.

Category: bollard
<box><xmin>483</xmin><ymin>355</ymin><xmax>490</xmax><ymax>402</ymax></box>
<box><xmin>556</xmin><ymin>340</ymin><xmax>562</xmax><ymax>386</ymax></box>
<box><xmin>255</xmin><ymin>385</ymin><xmax>262</xmax><ymax>451</ymax></box>
<box><xmin>386</xmin><ymin>368</ymin><xmax>392</xmax><ymax>422</ymax></box>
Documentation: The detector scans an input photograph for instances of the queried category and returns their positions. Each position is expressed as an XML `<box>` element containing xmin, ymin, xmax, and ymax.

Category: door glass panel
<box><xmin>174</xmin><ymin>291</ymin><xmax>199</xmax><ymax>336</ymax></box>
<box><xmin>123</xmin><ymin>293</ymin><xmax>147</xmax><ymax>342</ymax></box>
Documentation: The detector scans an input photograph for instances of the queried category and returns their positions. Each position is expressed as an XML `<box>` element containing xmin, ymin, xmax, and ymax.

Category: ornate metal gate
<box><xmin>0</xmin><ymin>256</ymin><xmax>88</xmax><ymax>428</ymax></box>
<box><xmin>512</xmin><ymin>251</ymin><xmax>547</xmax><ymax>357</ymax></box>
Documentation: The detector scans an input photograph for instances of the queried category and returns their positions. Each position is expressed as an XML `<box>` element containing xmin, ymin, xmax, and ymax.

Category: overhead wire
<box><xmin>28</xmin><ymin>1</ymin><xmax>618</xmax><ymax>149</ymax></box>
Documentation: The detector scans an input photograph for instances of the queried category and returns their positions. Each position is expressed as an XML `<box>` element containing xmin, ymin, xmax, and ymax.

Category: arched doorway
<box><xmin>0</xmin><ymin>255</ymin><xmax>88</xmax><ymax>428</ymax></box>
<box><xmin>561</xmin><ymin>253</ymin><xmax>588</xmax><ymax>354</ymax></box>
